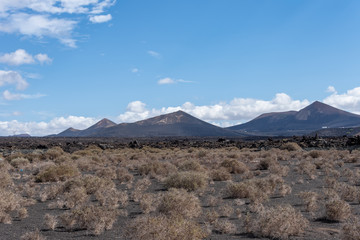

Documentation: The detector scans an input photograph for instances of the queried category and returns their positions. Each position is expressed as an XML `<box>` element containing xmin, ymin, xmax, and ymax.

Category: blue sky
<box><xmin>1</xmin><ymin>0</ymin><xmax>360</xmax><ymax>135</ymax></box>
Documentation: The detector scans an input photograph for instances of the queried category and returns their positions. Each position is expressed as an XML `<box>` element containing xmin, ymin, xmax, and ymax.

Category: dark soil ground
<box><xmin>1</xmin><ymin>137</ymin><xmax>360</xmax><ymax>240</ymax></box>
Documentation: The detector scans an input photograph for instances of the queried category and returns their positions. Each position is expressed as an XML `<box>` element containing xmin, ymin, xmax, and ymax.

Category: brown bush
<box><xmin>139</xmin><ymin>193</ymin><xmax>158</xmax><ymax>214</ymax></box>
<box><xmin>0</xmin><ymin>189</ymin><xmax>21</xmax><ymax>224</ymax></box>
<box><xmin>44</xmin><ymin>214</ymin><xmax>57</xmax><ymax>230</ymax></box>
<box><xmin>280</xmin><ymin>142</ymin><xmax>302</xmax><ymax>151</ymax></box>
<box><xmin>165</xmin><ymin>171</ymin><xmax>207</xmax><ymax>191</ymax></box>
<box><xmin>220</xmin><ymin>159</ymin><xmax>248</xmax><ymax>174</ymax></box>
<box><xmin>342</xmin><ymin>216</ymin><xmax>360</xmax><ymax>240</ymax></box>
<box><xmin>210</xmin><ymin>168</ymin><xmax>231</xmax><ymax>181</ymax></box>
<box><xmin>204</xmin><ymin>209</ymin><xmax>219</xmax><ymax>224</ymax></box>
<box><xmin>158</xmin><ymin>188</ymin><xmax>201</xmax><ymax>219</ymax></box>
<box><xmin>36</xmin><ymin>164</ymin><xmax>79</xmax><ymax>182</ymax></box>
<box><xmin>82</xmin><ymin>174</ymin><xmax>114</xmax><ymax>194</ymax></box>
<box><xmin>116</xmin><ymin>167</ymin><xmax>134</xmax><ymax>183</ymax></box>
<box><xmin>138</xmin><ymin>160</ymin><xmax>176</xmax><ymax>177</ymax></box>
<box><xmin>218</xmin><ymin>204</ymin><xmax>234</xmax><ymax>217</ymax></box>
<box><xmin>178</xmin><ymin>159</ymin><xmax>202</xmax><ymax>171</ymax></box>
<box><xmin>125</xmin><ymin>215</ymin><xmax>208</xmax><ymax>240</ymax></box>
<box><xmin>225</xmin><ymin>176</ymin><xmax>283</xmax><ymax>203</ymax></box>
<box><xmin>10</xmin><ymin>157</ymin><xmax>29</xmax><ymax>168</ymax></box>
<box><xmin>325</xmin><ymin>199</ymin><xmax>351</xmax><ymax>222</ymax></box>
<box><xmin>45</xmin><ymin>147</ymin><xmax>65</xmax><ymax>160</ymax></box>
<box><xmin>21</xmin><ymin>229</ymin><xmax>46</xmax><ymax>240</ymax></box>
<box><xmin>213</xmin><ymin>219</ymin><xmax>236</xmax><ymax>234</ymax></box>
<box><xmin>298</xmin><ymin>191</ymin><xmax>319</xmax><ymax>212</ymax></box>
<box><xmin>245</xmin><ymin>204</ymin><xmax>309</xmax><ymax>239</ymax></box>
<box><xmin>95</xmin><ymin>167</ymin><xmax>117</xmax><ymax>180</ymax></box>
<box><xmin>59</xmin><ymin>205</ymin><xmax>118</xmax><ymax>235</ymax></box>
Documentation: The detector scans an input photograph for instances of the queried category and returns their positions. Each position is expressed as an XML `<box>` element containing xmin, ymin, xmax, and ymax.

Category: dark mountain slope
<box><xmin>227</xmin><ymin>101</ymin><xmax>360</xmax><ymax>136</ymax></box>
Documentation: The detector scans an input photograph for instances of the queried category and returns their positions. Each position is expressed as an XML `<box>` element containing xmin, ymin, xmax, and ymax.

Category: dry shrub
<box><xmin>21</xmin><ymin>229</ymin><xmax>46</xmax><ymax>240</ymax></box>
<box><xmin>225</xmin><ymin>175</ymin><xmax>283</xmax><ymax>203</ymax></box>
<box><xmin>95</xmin><ymin>186</ymin><xmax>124</xmax><ymax>208</ymax></box>
<box><xmin>139</xmin><ymin>193</ymin><xmax>158</xmax><ymax>214</ymax></box>
<box><xmin>218</xmin><ymin>204</ymin><xmax>234</xmax><ymax>217</ymax></box>
<box><xmin>210</xmin><ymin>168</ymin><xmax>231</xmax><ymax>181</ymax></box>
<box><xmin>0</xmin><ymin>171</ymin><xmax>13</xmax><ymax>189</ymax></box>
<box><xmin>298</xmin><ymin>191</ymin><xmax>319</xmax><ymax>212</ymax></box>
<box><xmin>36</xmin><ymin>164</ymin><xmax>79</xmax><ymax>182</ymax></box>
<box><xmin>220</xmin><ymin>159</ymin><xmax>248</xmax><ymax>174</ymax></box>
<box><xmin>337</xmin><ymin>182</ymin><xmax>359</xmax><ymax>202</ymax></box>
<box><xmin>17</xmin><ymin>207</ymin><xmax>28</xmax><ymax>219</ymax></box>
<box><xmin>325</xmin><ymin>199</ymin><xmax>351</xmax><ymax>222</ymax></box>
<box><xmin>95</xmin><ymin>167</ymin><xmax>117</xmax><ymax>180</ymax></box>
<box><xmin>307</xmin><ymin>150</ymin><xmax>323</xmax><ymax>159</ymax></box>
<box><xmin>59</xmin><ymin>205</ymin><xmax>117</xmax><ymax>235</ymax></box>
<box><xmin>280</xmin><ymin>142</ymin><xmax>302</xmax><ymax>151</ymax></box>
<box><xmin>125</xmin><ymin>215</ymin><xmax>208</xmax><ymax>240</ymax></box>
<box><xmin>213</xmin><ymin>219</ymin><xmax>236</xmax><ymax>234</ymax></box>
<box><xmin>82</xmin><ymin>174</ymin><xmax>114</xmax><ymax>194</ymax></box>
<box><xmin>257</xmin><ymin>157</ymin><xmax>277</xmax><ymax>170</ymax></box>
<box><xmin>62</xmin><ymin>187</ymin><xmax>88</xmax><ymax>209</ymax></box>
<box><xmin>204</xmin><ymin>209</ymin><xmax>219</xmax><ymax>224</ymax></box>
<box><xmin>10</xmin><ymin>157</ymin><xmax>29</xmax><ymax>168</ymax></box>
<box><xmin>0</xmin><ymin>189</ymin><xmax>21</xmax><ymax>223</ymax></box>
<box><xmin>39</xmin><ymin>184</ymin><xmax>62</xmax><ymax>202</ymax></box>
<box><xmin>342</xmin><ymin>216</ymin><xmax>360</xmax><ymax>240</ymax></box>
<box><xmin>165</xmin><ymin>171</ymin><xmax>207</xmax><ymax>191</ymax></box>
<box><xmin>278</xmin><ymin>183</ymin><xmax>292</xmax><ymax>197</ymax></box>
<box><xmin>206</xmin><ymin>195</ymin><xmax>222</xmax><ymax>207</ymax></box>
<box><xmin>296</xmin><ymin>159</ymin><xmax>317</xmax><ymax>179</ymax></box>
<box><xmin>138</xmin><ymin>160</ymin><xmax>176</xmax><ymax>177</ymax></box>
<box><xmin>158</xmin><ymin>188</ymin><xmax>201</xmax><ymax>219</ymax></box>
<box><xmin>269</xmin><ymin>164</ymin><xmax>289</xmax><ymax>177</ymax></box>
<box><xmin>116</xmin><ymin>167</ymin><xmax>133</xmax><ymax>183</ymax></box>
<box><xmin>245</xmin><ymin>204</ymin><xmax>309</xmax><ymax>240</ymax></box>
<box><xmin>178</xmin><ymin>159</ymin><xmax>202</xmax><ymax>171</ymax></box>
<box><xmin>44</xmin><ymin>214</ymin><xmax>57</xmax><ymax>230</ymax></box>
<box><xmin>45</xmin><ymin>147</ymin><xmax>64</xmax><ymax>160</ymax></box>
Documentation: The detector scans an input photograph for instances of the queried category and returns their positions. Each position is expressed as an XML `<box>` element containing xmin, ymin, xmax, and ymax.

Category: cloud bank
<box><xmin>0</xmin><ymin>0</ymin><xmax>115</xmax><ymax>47</ymax></box>
<box><xmin>2</xmin><ymin>86</ymin><xmax>360</xmax><ymax>136</ymax></box>
<box><xmin>0</xmin><ymin>49</ymin><xmax>52</xmax><ymax>65</ymax></box>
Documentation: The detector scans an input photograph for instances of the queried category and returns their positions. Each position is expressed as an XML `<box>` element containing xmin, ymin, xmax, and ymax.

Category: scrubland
<box><xmin>1</xmin><ymin>141</ymin><xmax>360</xmax><ymax>239</ymax></box>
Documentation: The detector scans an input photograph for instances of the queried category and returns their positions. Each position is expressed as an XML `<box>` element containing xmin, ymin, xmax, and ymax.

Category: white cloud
<box><xmin>0</xmin><ymin>13</ymin><xmax>77</xmax><ymax>47</ymax></box>
<box><xmin>157</xmin><ymin>77</ymin><xmax>193</xmax><ymax>85</ymax></box>
<box><xmin>0</xmin><ymin>49</ymin><xmax>34</xmax><ymax>65</ymax></box>
<box><xmin>0</xmin><ymin>70</ymin><xmax>28</xmax><ymax>90</ymax></box>
<box><xmin>327</xmin><ymin>85</ymin><xmax>336</xmax><ymax>93</ymax></box>
<box><xmin>0</xmin><ymin>0</ymin><xmax>115</xmax><ymax>47</ymax></box>
<box><xmin>0</xmin><ymin>0</ymin><xmax>115</xmax><ymax>15</ymax></box>
<box><xmin>0</xmin><ymin>49</ymin><xmax>52</xmax><ymax>65</ymax></box>
<box><xmin>116</xmin><ymin>94</ymin><xmax>310</xmax><ymax>123</ymax></box>
<box><xmin>0</xmin><ymin>116</ymin><xmax>98</xmax><ymax>136</ymax></box>
<box><xmin>323</xmin><ymin>86</ymin><xmax>360</xmax><ymax>114</ymax></box>
<box><xmin>2</xmin><ymin>90</ymin><xmax>45</xmax><ymax>101</ymax></box>
<box><xmin>89</xmin><ymin>14</ymin><xmax>112</xmax><ymax>23</ymax></box>
<box><xmin>147</xmin><ymin>50</ymin><xmax>161</xmax><ymax>58</ymax></box>
<box><xmin>131</xmin><ymin>68</ymin><xmax>139</xmax><ymax>73</ymax></box>
<box><xmin>35</xmin><ymin>53</ymin><xmax>52</xmax><ymax>64</ymax></box>
<box><xmin>158</xmin><ymin>77</ymin><xmax>176</xmax><ymax>85</ymax></box>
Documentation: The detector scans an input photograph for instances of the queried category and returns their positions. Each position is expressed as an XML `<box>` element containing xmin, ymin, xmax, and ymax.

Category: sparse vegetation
<box><xmin>0</xmin><ymin>140</ymin><xmax>359</xmax><ymax>239</ymax></box>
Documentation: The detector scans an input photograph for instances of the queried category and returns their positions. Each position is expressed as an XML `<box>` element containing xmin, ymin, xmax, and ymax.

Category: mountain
<box><xmin>57</xmin><ymin>118</ymin><xmax>116</xmax><ymax>137</ymax></box>
<box><xmin>311</xmin><ymin>127</ymin><xmax>360</xmax><ymax>137</ymax></box>
<box><xmin>227</xmin><ymin>101</ymin><xmax>360</xmax><ymax>136</ymax></box>
<box><xmin>55</xmin><ymin>111</ymin><xmax>241</xmax><ymax>137</ymax></box>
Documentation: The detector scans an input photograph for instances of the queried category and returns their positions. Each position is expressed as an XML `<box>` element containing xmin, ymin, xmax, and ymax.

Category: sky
<box><xmin>1</xmin><ymin>0</ymin><xmax>360</xmax><ymax>136</ymax></box>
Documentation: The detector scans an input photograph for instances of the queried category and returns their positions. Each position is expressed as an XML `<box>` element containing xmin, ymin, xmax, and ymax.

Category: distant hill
<box><xmin>227</xmin><ymin>101</ymin><xmax>360</xmax><ymax>136</ymax></box>
<box><xmin>311</xmin><ymin>127</ymin><xmax>360</xmax><ymax>137</ymax></box>
<box><xmin>57</xmin><ymin>118</ymin><xmax>116</xmax><ymax>137</ymax></box>
<box><xmin>55</xmin><ymin>111</ymin><xmax>241</xmax><ymax>137</ymax></box>
<box><xmin>11</xmin><ymin>133</ymin><xmax>31</xmax><ymax>137</ymax></box>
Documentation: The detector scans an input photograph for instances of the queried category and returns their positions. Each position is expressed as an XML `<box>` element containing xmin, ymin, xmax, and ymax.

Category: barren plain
<box><xmin>1</xmin><ymin>137</ymin><xmax>360</xmax><ymax>240</ymax></box>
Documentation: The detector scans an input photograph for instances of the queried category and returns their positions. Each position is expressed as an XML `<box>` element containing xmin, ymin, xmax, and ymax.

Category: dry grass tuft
<box><xmin>44</xmin><ymin>214</ymin><xmax>57</xmax><ymax>230</ymax></box>
<box><xmin>165</xmin><ymin>171</ymin><xmax>207</xmax><ymax>191</ymax></box>
<box><xmin>245</xmin><ymin>204</ymin><xmax>309</xmax><ymax>240</ymax></box>
<box><xmin>36</xmin><ymin>164</ymin><xmax>79</xmax><ymax>182</ymax></box>
<box><xmin>125</xmin><ymin>215</ymin><xmax>208</xmax><ymax>240</ymax></box>
<box><xmin>325</xmin><ymin>199</ymin><xmax>351</xmax><ymax>222</ymax></box>
<box><xmin>158</xmin><ymin>188</ymin><xmax>201</xmax><ymax>219</ymax></box>
<box><xmin>21</xmin><ymin>229</ymin><xmax>46</xmax><ymax>240</ymax></box>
